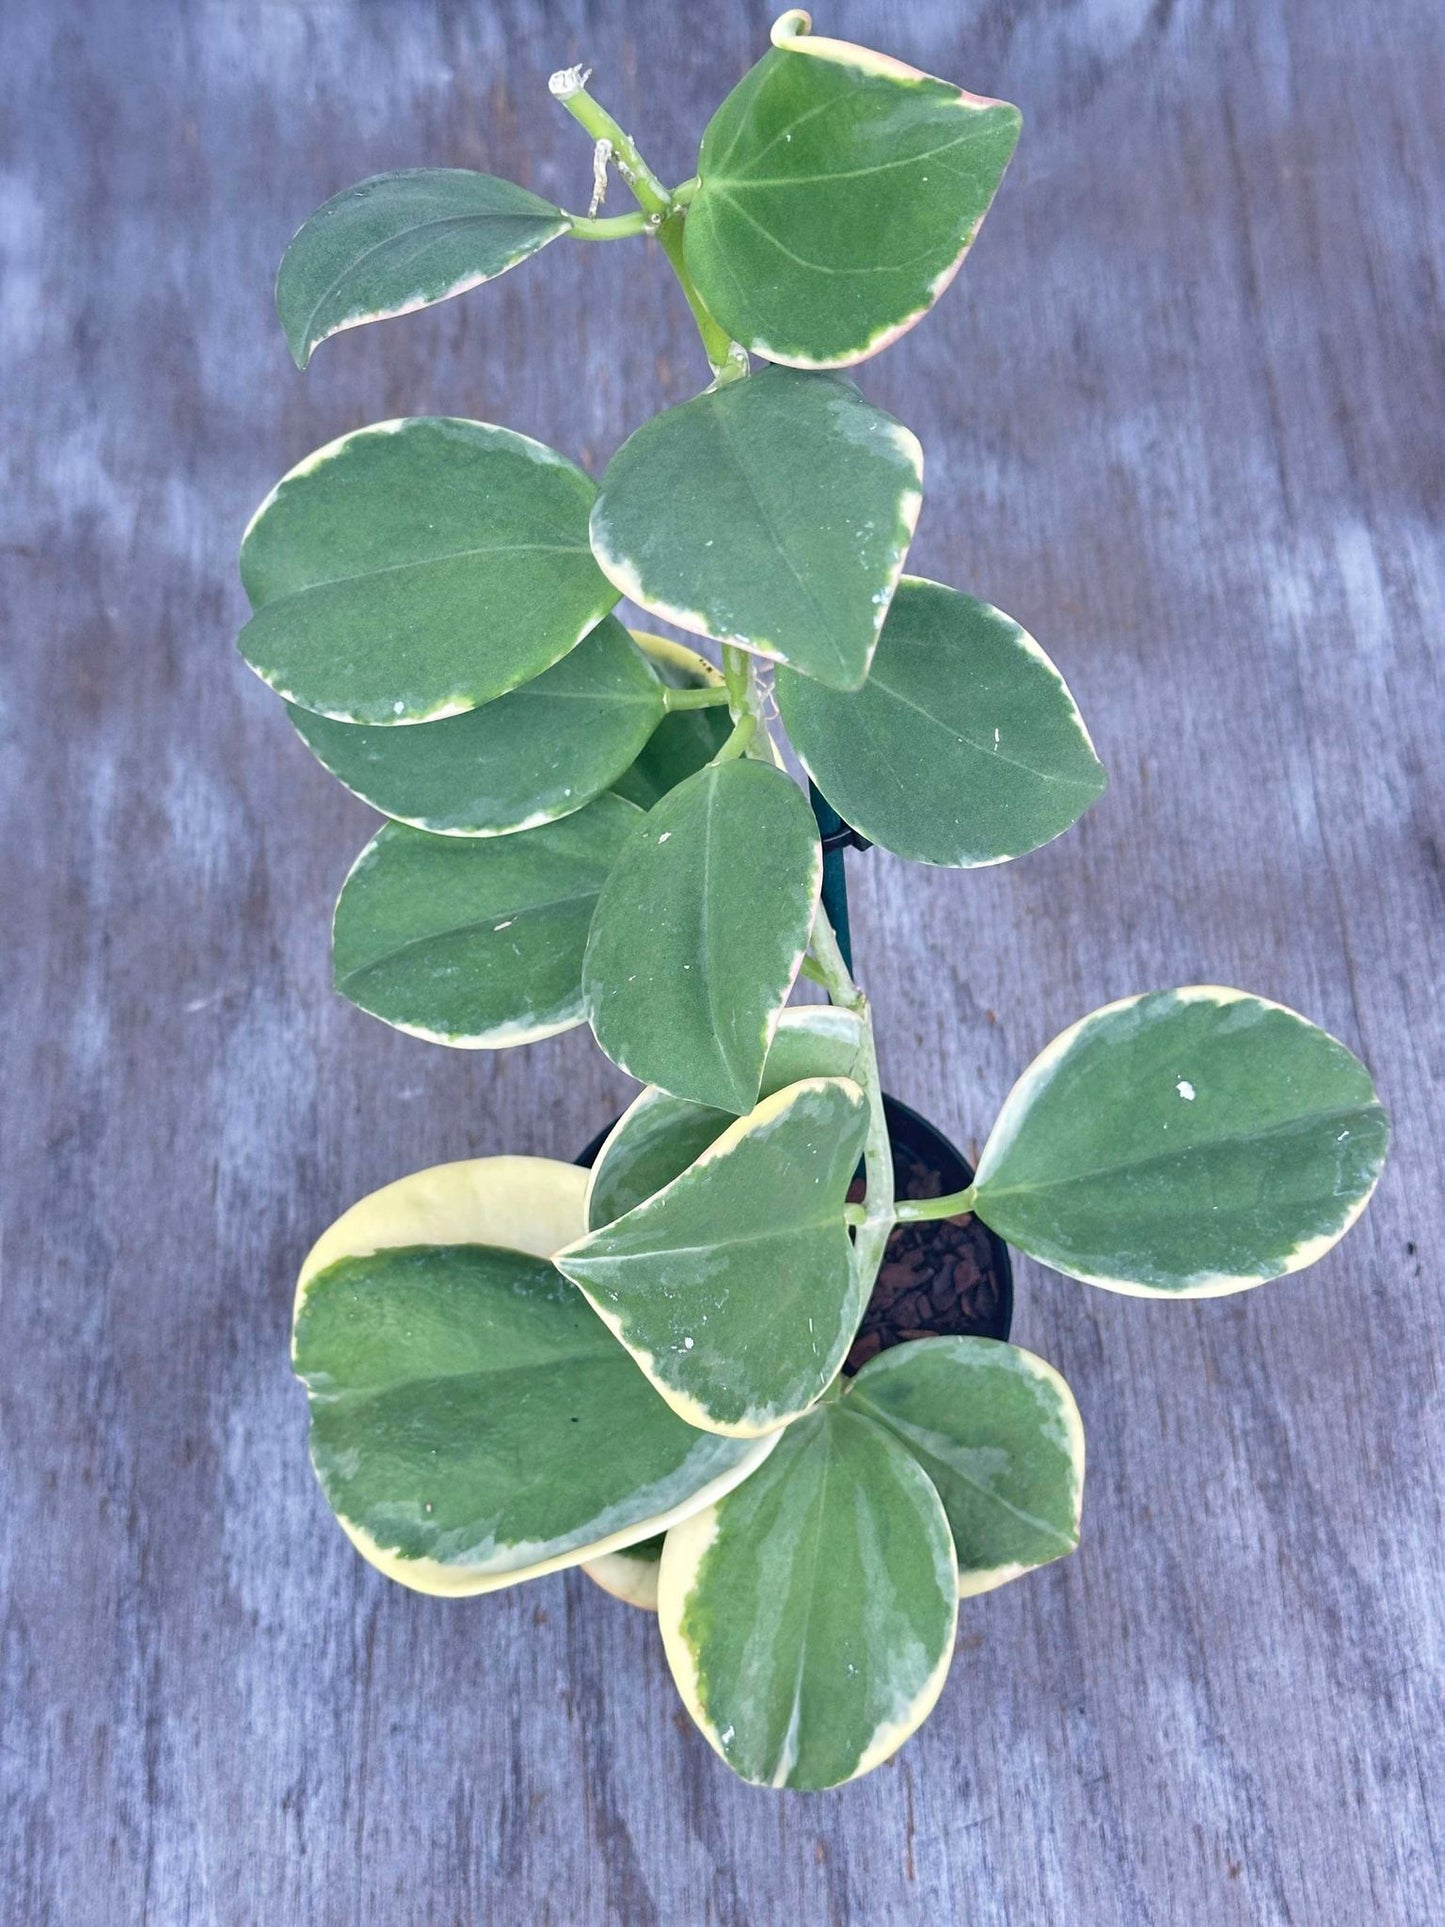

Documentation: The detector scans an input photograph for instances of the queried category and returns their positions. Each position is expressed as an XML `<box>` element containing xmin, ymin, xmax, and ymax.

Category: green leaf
<box><xmin>556</xmin><ymin>1077</ymin><xmax>869</xmax><ymax>1435</ymax></box>
<box><xmin>292</xmin><ymin>1156</ymin><xmax>775</xmax><ymax>1595</ymax></box>
<box><xmin>586</xmin><ymin>1006</ymin><xmax>865</xmax><ymax>1229</ymax></box>
<box><xmin>276</xmin><ymin>170</ymin><xmax>571</xmax><ymax>369</ymax></box>
<box><xmin>658</xmin><ymin>1404</ymin><xmax>958</xmax><ymax>1787</ymax></box>
<box><xmin>331</xmin><ymin>795</ymin><xmax>640</xmax><ymax>1047</ymax></box>
<box><xmin>610</xmin><ymin>633</ymin><xmax>733</xmax><ymax>810</ymax></box>
<box><xmin>848</xmin><ymin>1338</ymin><xmax>1084</xmax><ymax>1595</ymax></box>
<box><xmin>239</xmin><ymin>417</ymin><xmax>618</xmax><ymax>724</ymax></box>
<box><xmin>590</xmin><ymin>365</ymin><xmax>922</xmax><ymax>690</ymax></box>
<box><xmin>582</xmin><ymin>1534</ymin><xmax>664</xmax><ymax>1611</ymax></box>
<box><xmin>777</xmin><ymin>578</ymin><xmax>1107</xmax><ymax>867</ymax></box>
<box><xmin>972</xmin><ymin>988</ymin><xmax>1391</xmax><ymax>1296</ymax></box>
<box><xmin>584</xmin><ymin>759</ymin><xmax>821</xmax><ymax>1109</ymax></box>
<box><xmin>287</xmin><ymin>615</ymin><xmax>663</xmax><ymax>836</ymax></box>
<box><xmin>684</xmin><ymin>19</ymin><xmax>1022</xmax><ymax>368</ymax></box>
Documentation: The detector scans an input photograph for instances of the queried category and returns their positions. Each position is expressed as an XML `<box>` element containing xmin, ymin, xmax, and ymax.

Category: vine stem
<box><xmin>548</xmin><ymin>66</ymin><xmax>672</xmax><ymax>218</ymax></box>
<box><xmin>549</xmin><ymin>65</ymin><xmax>746</xmax><ymax>382</ymax></box>
<box><xmin>548</xmin><ymin>56</ymin><xmax>891</xmax><ymax>1334</ymax></box>
<box><xmin>808</xmin><ymin>903</ymin><xmax>895</xmax><ymax>1311</ymax></box>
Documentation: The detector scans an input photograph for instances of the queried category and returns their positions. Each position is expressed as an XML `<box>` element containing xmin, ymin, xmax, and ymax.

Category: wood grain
<box><xmin>2</xmin><ymin>1</ymin><xmax>1441</xmax><ymax>1920</ymax></box>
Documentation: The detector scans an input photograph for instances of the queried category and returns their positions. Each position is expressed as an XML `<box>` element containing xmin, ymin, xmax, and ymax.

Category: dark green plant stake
<box><xmin>245</xmin><ymin>10</ymin><xmax>1390</xmax><ymax>1790</ymax></box>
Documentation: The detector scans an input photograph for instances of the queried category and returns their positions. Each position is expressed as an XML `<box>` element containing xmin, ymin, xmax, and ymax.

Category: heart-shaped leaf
<box><xmin>589</xmin><ymin>365</ymin><xmax>922</xmax><ymax>690</ymax></box>
<box><xmin>332</xmin><ymin>794</ymin><xmax>639</xmax><ymax>1047</ymax></box>
<box><xmin>972</xmin><ymin>988</ymin><xmax>1391</xmax><ymax>1296</ymax></box>
<box><xmin>684</xmin><ymin>17</ymin><xmax>1021</xmax><ymax>368</ymax></box>
<box><xmin>288</xmin><ymin>615</ymin><xmax>664</xmax><ymax>836</ymax></box>
<box><xmin>658</xmin><ymin>1403</ymin><xmax>958</xmax><ymax>1787</ymax></box>
<box><xmin>276</xmin><ymin>170</ymin><xmax>570</xmax><ymax>369</ymax></box>
<box><xmin>584</xmin><ymin>758</ymin><xmax>821</xmax><ymax>1109</ymax></box>
<box><xmin>556</xmin><ymin>1076</ymin><xmax>869</xmax><ymax>1435</ymax></box>
<box><xmin>847</xmin><ymin>1338</ymin><xmax>1084</xmax><ymax>1596</ymax></box>
<box><xmin>292</xmin><ymin>1156</ymin><xmax>775</xmax><ymax>1595</ymax></box>
<box><xmin>239</xmin><ymin>417</ymin><xmax>617</xmax><ymax>723</ymax></box>
<box><xmin>586</xmin><ymin>1006</ymin><xmax>864</xmax><ymax>1228</ymax></box>
<box><xmin>610</xmin><ymin>633</ymin><xmax>734</xmax><ymax>810</ymax></box>
<box><xmin>777</xmin><ymin>578</ymin><xmax>1107</xmax><ymax>866</ymax></box>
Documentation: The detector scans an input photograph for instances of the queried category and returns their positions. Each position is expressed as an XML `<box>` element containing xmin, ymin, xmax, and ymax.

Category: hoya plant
<box><xmin>243</xmin><ymin>12</ymin><xmax>1389</xmax><ymax>1789</ymax></box>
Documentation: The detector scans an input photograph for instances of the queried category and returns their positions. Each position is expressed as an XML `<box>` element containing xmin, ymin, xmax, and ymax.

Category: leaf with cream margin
<box><xmin>291</xmin><ymin>1156</ymin><xmax>776</xmax><ymax>1595</ymax></box>
<box><xmin>683</xmin><ymin>12</ymin><xmax>1021</xmax><ymax>368</ymax></box>
<box><xmin>657</xmin><ymin>1403</ymin><xmax>957</xmax><ymax>1788</ymax></box>
<box><xmin>331</xmin><ymin>795</ymin><xmax>639</xmax><ymax>1047</ymax></box>
<box><xmin>276</xmin><ymin>170</ymin><xmax>570</xmax><ymax>369</ymax></box>
<box><xmin>583</xmin><ymin>759</ymin><xmax>821</xmax><ymax>1110</ymax></box>
<box><xmin>556</xmin><ymin>1076</ymin><xmax>869</xmax><ymax>1436</ymax></box>
<box><xmin>586</xmin><ymin>1006</ymin><xmax>865</xmax><ymax>1229</ymax></box>
<box><xmin>582</xmin><ymin>1534</ymin><xmax>664</xmax><ymax>1612</ymax></box>
<box><xmin>971</xmin><ymin>988</ymin><xmax>1390</xmax><ymax>1296</ymax></box>
<box><xmin>610</xmin><ymin>633</ymin><xmax>734</xmax><ymax>811</ymax></box>
<box><xmin>847</xmin><ymin>1338</ymin><xmax>1084</xmax><ymax>1595</ymax></box>
<box><xmin>777</xmin><ymin>579</ymin><xmax>1106</xmax><ymax>867</ymax></box>
<box><xmin>287</xmin><ymin>616</ymin><xmax>664</xmax><ymax>836</ymax></box>
<box><xmin>239</xmin><ymin>417</ymin><xmax>617</xmax><ymax>724</ymax></box>
<box><xmin>589</xmin><ymin>364</ymin><xmax>922</xmax><ymax>690</ymax></box>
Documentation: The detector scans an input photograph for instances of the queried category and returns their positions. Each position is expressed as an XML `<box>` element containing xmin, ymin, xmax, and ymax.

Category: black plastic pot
<box><xmin>574</xmin><ymin>1090</ymin><xmax>1012</xmax><ymax>1373</ymax></box>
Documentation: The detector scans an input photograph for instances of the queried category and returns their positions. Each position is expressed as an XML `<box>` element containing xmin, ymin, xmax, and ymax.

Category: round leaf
<box><xmin>848</xmin><ymin>1337</ymin><xmax>1084</xmax><ymax>1596</ymax></box>
<box><xmin>777</xmin><ymin>578</ymin><xmax>1106</xmax><ymax>867</ymax></box>
<box><xmin>684</xmin><ymin>19</ymin><xmax>1022</xmax><ymax>368</ymax></box>
<box><xmin>556</xmin><ymin>1077</ymin><xmax>869</xmax><ymax>1436</ymax></box>
<box><xmin>972</xmin><ymin>988</ymin><xmax>1390</xmax><ymax>1296</ymax></box>
<box><xmin>611</xmin><ymin>633</ymin><xmax>733</xmax><ymax>811</ymax></box>
<box><xmin>287</xmin><ymin>616</ymin><xmax>664</xmax><ymax>836</ymax></box>
<box><xmin>332</xmin><ymin>794</ymin><xmax>640</xmax><ymax>1047</ymax></box>
<box><xmin>292</xmin><ymin>1157</ymin><xmax>776</xmax><ymax>1595</ymax></box>
<box><xmin>586</xmin><ymin>1006</ymin><xmax>865</xmax><ymax>1228</ymax></box>
<box><xmin>590</xmin><ymin>365</ymin><xmax>922</xmax><ymax>690</ymax></box>
<box><xmin>658</xmin><ymin>1404</ymin><xmax>958</xmax><ymax>1788</ymax></box>
<box><xmin>276</xmin><ymin>170</ymin><xmax>570</xmax><ymax>370</ymax></box>
<box><xmin>584</xmin><ymin>759</ymin><xmax>821</xmax><ymax>1110</ymax></box>
<box><xmin>239</xmin><ymin>417</ymin><xmax>618</xmax><ymax>724</ymax></box>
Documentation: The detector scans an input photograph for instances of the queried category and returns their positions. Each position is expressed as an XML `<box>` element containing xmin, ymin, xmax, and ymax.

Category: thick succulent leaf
<box><xmin>848</xmin><ymin>1338</ymin><xmax>1084</xmax><ymax>1595</ymax></box>
<box><xmin>239</xmin><ymin>417</ymin><xmax>617</xmax><ymax>723</ymax></box>
<box><xmin>287</xmin><ymin>615</ymin><xmax>663</xmax><ymax>836</ymax></box>
<box><xmin>292</xmin><ymin>1156</ymin><xmax>775</xmax><ymax>1595</ymax></box>
<box><xmin>331</xmin><ymin>795</ymin><xmax>639</xmax><ymax>1047</ymax></box>
<box><xmin>584</xmin><ymin>759</ymin><xmax>821</xmax><ymax>1110</ymax></box>
<box><xmin>973</xmin><ymin>988</ymin><xmax>1390</xmax><ymax>1296</ymax></box>
<box><xmin>658</xmin><ymin>1404</ymin><xmax>958</xmax><ymax>1788</ymax></box>
<box><xmin>556</xmin><ymin>1077</ymin><xmax>869</xmax><ymax>1435</ymax></box>
<box><xmin>777</xmin><ymin>578</ymin><xmax>1107</xmax><ymax>867</ymax></box>
<box><xmin>582</xmin><ymin>1535</ymin><xmax>664</xmax><ymax>1611</ymax></box>
<box><xmin>276</xmin><ymin>170</ymin><xmax>570</xmax><ymax>369</ymax></box>
<box><xmin>684</xmin><ymin>16</ymin><xmax>1022</xmax><ymax>368</ymax></box>
<box><xmin>611</xmin><ymin>633</ymin><xmax>733</xmax><ymax>810</ymax></box>
<box><xmin>589</xmin><ymin>365</ymin><xmax>922</xmax><ymax>690</ymax></box>
<box><xmin>586</xmin><ymin>1006</ymin><xmax>865</xmax><ymax>1228</ymax></box>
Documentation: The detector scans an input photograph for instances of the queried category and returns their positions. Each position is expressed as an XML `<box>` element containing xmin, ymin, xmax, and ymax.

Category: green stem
<box><xmin>895</xmin><ymin>1187</ymin><xmax>978</xmax><ymax>1224</ymax></box>
<box><xmin>722</xmin><ymin>644</ymin><xmax>751</xmax><ymax>717</ymax></box>
<box><xmin>565</xmin><ymin>209</ymin><xmax>655</xmax><ymax>241</ymax></box>
<box><xmin>808</xmin><ymin>905</ymin><xmax>895</xmax><ymax>1307</ymax></box>
<box><xmin>547</xmin><ymin>67</ymin><xmax>673</xmax><ymax>219</ymax></box>
<box><xmin>662</xmin><ymin>683</ymin><xmax>732</xmax><ymax>712</ymax></box>
<box><xmin>672</xmin><ymin>176</ymin><xmax>701</xmax><ymax>205</ymax></box>
<box><xmin>713</xmin><ymin>712</ymin><xmax>758</xmax><ymax>762</ymax></box>
<box><xmin>657</xmin><ymin>210</ymin><xmax>748</xmax><ymax>382</ymax></box>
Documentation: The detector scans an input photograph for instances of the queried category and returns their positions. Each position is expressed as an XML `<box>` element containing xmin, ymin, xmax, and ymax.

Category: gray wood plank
<box><xmin>1</xmin><ymin>1</ymin><xmax>1440</xmax><ymax>1921</ymax></box>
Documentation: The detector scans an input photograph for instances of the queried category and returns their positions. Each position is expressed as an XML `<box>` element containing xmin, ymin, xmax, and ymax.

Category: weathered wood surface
<box><xmin>2</xmin><ymin>0</ymin><xmax>1441</xmax><ymax>1919</ymax></box>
